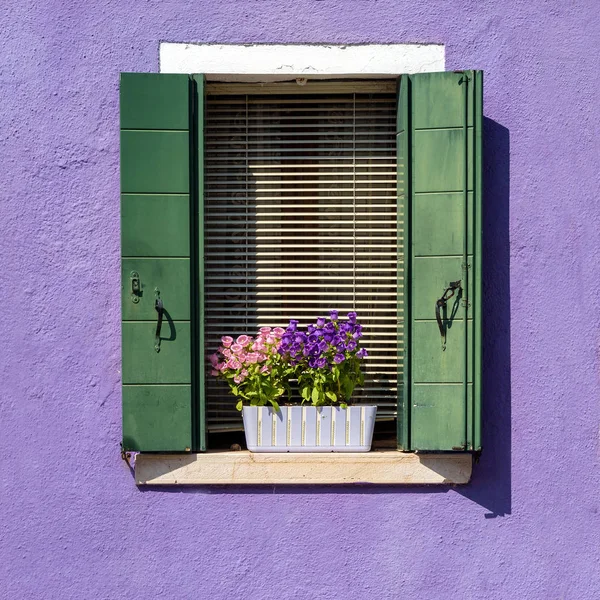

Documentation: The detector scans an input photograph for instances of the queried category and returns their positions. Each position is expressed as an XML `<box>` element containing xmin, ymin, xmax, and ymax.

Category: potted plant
<box><xmin>210</xmin><ymin>311</ymin><xmax>376</xmax><ymax>452</ymax></box>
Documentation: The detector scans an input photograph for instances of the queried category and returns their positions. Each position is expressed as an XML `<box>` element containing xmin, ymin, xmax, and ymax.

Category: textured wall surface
<box><xmin>1</xmin><ymin>1</ymin><xmax>599</xmax><ymax>599</ymax></box>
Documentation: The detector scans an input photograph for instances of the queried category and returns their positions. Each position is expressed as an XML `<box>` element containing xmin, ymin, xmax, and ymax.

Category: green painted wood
<box><xmin>396</xmin><ymin>74</ymin><xmax>410</xmax><ymax>451</ymax></box>
<box><xmin>192</xmin><ymin>74</ymin><xmax>206</xmax><ymax>452</ymax></box>
<box><xmin>122</xmin><ymin>322</ymin><xmax>191</xmax><ymax>384</ymax></box>
<box><xmin>121</xmin><ymin>131</ymin><xmax>189</xmax><ymax>194</ymax></box>
<box><xmin>412</xmin><ymin>256</ymin><xmax>473</xmax><ymax>320</ymax></box>
<box><xmin>122</xmin><ymin>386</ymin><xmax>192</xmax><ymax>452</ymax></box>
<box><xmin>413</xmin><ymin>128</ymin><xmax>474</xmax><ymax>193</ymax></box>
<box><xmin>473</xmin><ymin>71</ymin><xmax>484</xmax><ymax>451</ymax></box>
<box><xmin>121</xmin><ymin>195</ymin><xmax>190</xmax><ymax>257</ymax></box>
<box><xmin>412</xmin><ymin>321</ymin><xmax>473</xmax><ymax>383</ymax></box>
<box><xmin>121</xmin><ymin>258</ymin><xmax>190</xmax><ymax>321</ymax></box>
<box><xmin>413</xmin><ymin>192</ymin><xmax>473</xmax><ymax>256</ymax></box>
<box><xmin>120</xmin><ymin>73</ymin><xmax>190</xmax><ymax>130</ymax></box>
<box><xmin>120</xmin><ymin>73</ymin><xmax>196</xmax><ymax>452</ymax></box>
<box><xmin>411</xmin><ymin>71</ymin><xmax>474</xmax><ymax>129</ymax></box>
<box><xmin>412</xmin><ymin>384</ymin><xmax>471</xmax><ymax>450</ymax></box>
<box><xmin>407</xmin><ymin>70</ymin><xmax>483</xmax><ymax>451</ymax></box>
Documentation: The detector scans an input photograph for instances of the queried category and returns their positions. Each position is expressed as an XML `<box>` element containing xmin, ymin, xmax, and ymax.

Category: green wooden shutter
<box><xmin>121</xmin><ymin>73</ymin><xmax>205</xmax><ymax>452</ymax></box>
<box><xmin>398</xmin><ymin>71</ymin><xmax>483</xmax><ymax>451</ymax></box>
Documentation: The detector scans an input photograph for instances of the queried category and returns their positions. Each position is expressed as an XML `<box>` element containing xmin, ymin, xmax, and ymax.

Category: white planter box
<box><xmin>242</xmin><ymin>405</ymin><xmax>377</xmax><ymax>452</ymax></box>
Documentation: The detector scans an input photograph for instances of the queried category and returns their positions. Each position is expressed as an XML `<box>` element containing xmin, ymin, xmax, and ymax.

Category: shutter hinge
<box><xmin>454</xmin><ymin>71</ymin><xmax>471</xmax><ymax>84</ymax></box>
<box><xmin>120</xmin><ymin>443</ymin><xmax>135</xmax><ymax>469</ymax></box>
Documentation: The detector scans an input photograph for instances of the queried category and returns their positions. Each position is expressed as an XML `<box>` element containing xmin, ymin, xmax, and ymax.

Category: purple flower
<box><xmin>316</xmin><ymin>317</ymin><xmax>326</xmax><ymax>328</ymax></box>
<box><xmin>339</xmin><ymin>322</ymin><xmax>352</xmax><ymax>334</ymax></box>
<box><xmin>356</xmin><ymin>348</ymin><xmax>368</xmax><ymax>359</ymax></box>
<box><xmin>311</xmin><ymin>345</ymin><xmax>321</xmax><ymax>357</ymax></box>
<box><xmin>334</xmin><ymin>353</ymin><xmax>345</xmax><ymax>364</ymax></box>
<box><xmin>332</xmin><ymin>334</ymin><xmax>342</xmax><ymax>346</ymax></box>
<box><xmin>308</xmin><ymin>333</ymin><xmax>319</xmax><ymax>344</ymax></box>
<box><xmin>347</xmin><ymin>311</ymin><xmax>357</xmax><ymax>324</ymax></box>
<box><xmin>308</xmin><ymin>357</ymin><xmax>317</xmax><ymax>368</ymax></box>
<box><xmin>323</xmin><ymin>333</ymin><xmax>333</xmax><ymax>342</ymax></box>
<box><xmin>329</xmin><ymin>309</ymin><xmax>338</xmax><ymax>321</ymax></box>
<box><xmin>346</xmin><ymin>340</ymin><xmax>357</xmax><ymax>352</ymax></box>
<box><xmin>316</xmin><ymin>357</ymin><xmax>328</xmax><ymax>368</ymax></box>
<box><xmin>318</xmin><ymin>340</ymin><xmax>328</xmax><ymax>353</ymax></box>
<box><xmin>288</xmin><ymin>319</ymin><xmax>299</xmax><ymax>331</ymax></box>
<box><xmin>295</xmin><ymin>333</ymin><xmax>307</xmax><ymax>344</ymax></box>
<box><xmin>324</xmin><ymin>322</ymin><xmax>335</xmax><ymax>333</ymax></box>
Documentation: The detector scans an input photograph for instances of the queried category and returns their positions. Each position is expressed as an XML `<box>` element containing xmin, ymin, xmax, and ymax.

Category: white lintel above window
<box><xmin>159</xmin><ymin>42</ymin><xmax>445</xmax><ymax>82</ymax></box>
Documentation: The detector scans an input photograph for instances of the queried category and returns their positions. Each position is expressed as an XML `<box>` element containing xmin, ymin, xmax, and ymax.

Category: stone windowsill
<box><xmin>134</xmin><ymin>451</ymin><xmax>472</xmax><ymax>485</ymax></box>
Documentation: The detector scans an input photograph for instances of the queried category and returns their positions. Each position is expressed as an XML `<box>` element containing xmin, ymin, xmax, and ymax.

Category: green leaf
<box><xmin>236</xmin><ymin>400</ymin><xmax>243</xmax><ymax>411</ymax></box>
<box><xmin>325</xmin><ymin>391</ymin><xmax>337</xmax><ymax>402</ymax></box>
<box><xmin>270</xmin><ymin>399</ymin><xmax>280</xmax><ymax>412</ymax></box>
<box><xmin>311</xmin><ymin>387</ymin><xmax>320</xmax><ymax>403</ymax></box>
<box><xmin>300</xmin><ymin>386</ymin><xmax>311</xmax><ymax>400</ymax></box>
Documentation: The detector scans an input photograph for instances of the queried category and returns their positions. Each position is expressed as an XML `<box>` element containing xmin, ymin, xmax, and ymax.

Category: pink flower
<box><xmin>241</xmin><ymin>369</ymin><xmax>249</xmax><ymax>378</ymax></box>
<box><xmin>218</xmin><ymin>362</ymin><xmax>227</xmax><ymax>372</ymax></box>
<box><xmin>236</xmin><ymin>335</ymin><xmax>251</xmax><ymax>346</ymax></box>
<box><xmin>237</xmin><ymin>353</ymin><xmax>247</xmax><ymax>364</ymax></box>
<box><xmin>233</xmin><ymin>375</ymin><xmax>243</xmax><ymax>384</ymax></box>
<box><xmin>259</xmin><ymin>327</ymin><xmax>271</xmax><ymax>335</ymax></box>
<box><xmin>246</xmin><ymin>353</ymin><xmax>259</xmax><ymax>364</ymax></box>
<box><xmin>228</xmin><ymin>358</ymin><xmax>242</xmax><ymax>370</ymax></box>
<box><xmin>260</xmin><ymin>365</ymin><xmax>270</xmax><ymax>374</ymax></box>
<box><xmin>209</xmin><ymin>353</ymin><xmax>219</xmax><ymax>367</ymax></box>
<box><xmin>231</xmin><ymin>343</ymin><xmax>243</xmax><ymax>354</ymax></box>
<box><xmin>266</xmin><ymin>335</ymin><xmax>275</xmax><ymax>345</ymax></box>
<box><xmin>222</xmin><ymin>348</ymin><xmax>232</xmax><ymax>358</ymax></box>
<box><xmin>272</xmin><ymin>327</ymin><xmax>285</xmax><ymax>338</ymax></box>
<box><xmin>210</xmin><ymin>369</ymin><xmax>219</xmax><ymax>376</ymax></box>
<box><xmin>221</xmin><ymin>336</ymin><xmax>233</xmax><ymax>348</ymax></box>
<box><xmin>252</xmin><ymin>341</ymin><xmax>265</xmax><ymax>352</ymax></box>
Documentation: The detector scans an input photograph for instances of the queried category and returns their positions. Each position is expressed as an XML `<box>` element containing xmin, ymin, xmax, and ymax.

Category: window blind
<box><xmin>204</xmin><ymin>81</ymin><xmax>402</xmax><ymax>432</ymax></box>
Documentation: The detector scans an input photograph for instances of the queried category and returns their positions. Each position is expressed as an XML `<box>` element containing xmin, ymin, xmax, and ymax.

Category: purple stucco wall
<box><xmin>1</xmin><ymin>2</ymin><xmax>599</xmax><ymax>598</ymax></box>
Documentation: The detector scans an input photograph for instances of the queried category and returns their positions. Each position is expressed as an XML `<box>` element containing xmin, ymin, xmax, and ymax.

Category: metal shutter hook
<box><xmin>154</xmin><ymin>295</ymin><xmax>164</xmax><ymax>353</ymax></box>
<box><xmin>435</xmin><ymin>280</ymin><xmax>462</xmax><ymax>351</ymax></box>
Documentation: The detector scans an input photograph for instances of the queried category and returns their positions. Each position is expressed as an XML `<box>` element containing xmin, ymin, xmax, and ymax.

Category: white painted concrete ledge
<box><xmin>160</xmin><ymin>43</ymin><xmax>445</xmax><ymax>81</ymax></box>
<box><xmin>135</xmin><ymin>451</ymin><xmax>472</xmax><ymax>485</ymax></box>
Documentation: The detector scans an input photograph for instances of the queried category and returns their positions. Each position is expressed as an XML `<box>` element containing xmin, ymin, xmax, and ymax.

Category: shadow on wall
<box><xmin>454</xmin><ymin>118</ymin><xmax>512</xmax><ymax>517</ymax></box>
<box><xmin>137</xmin><ymin>119</ymin><xmax>512</xmax><ymax>518</ymax></box>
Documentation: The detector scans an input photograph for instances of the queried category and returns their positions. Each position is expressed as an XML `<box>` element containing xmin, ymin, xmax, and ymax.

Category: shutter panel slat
<box><xmin>204</xmin><ymin>88</ymin><xmax>401</xmax><ymax>431</ymax></box>
<box><xmin>120</xmin><ymin>73</ymin><xmax>194</xmax><ymax>452</ymax></box>
<box><xmin>403</xmin><ymin>71</ymin><xmax>483</xmax><ymax>452</ymax></box>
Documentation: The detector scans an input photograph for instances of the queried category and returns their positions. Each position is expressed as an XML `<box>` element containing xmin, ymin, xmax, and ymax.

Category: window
<box><xmin>120</xmin><ymin>70</ymin><xmax>482</xmax><ymax>456</ymax></box>
<box><xmin>204</xmin><ymin>81</ymin><xmax>400</xmax><ymax>439</ymax></box>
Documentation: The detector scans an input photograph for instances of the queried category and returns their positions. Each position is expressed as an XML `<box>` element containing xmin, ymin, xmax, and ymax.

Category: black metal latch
<box><xmin>436</xmin><ymin>280</ymin><xmax>462</xmax><ymax>351</ymax></box>
<box><xmin>154</xmin><ymin>294</ymin><xmax>164</xmax><ymax>353</ymax></box>
<box><xmin>130</xmin><ymin>271</ymin><xmax>141</xmax><ymax>303</ymax></box>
